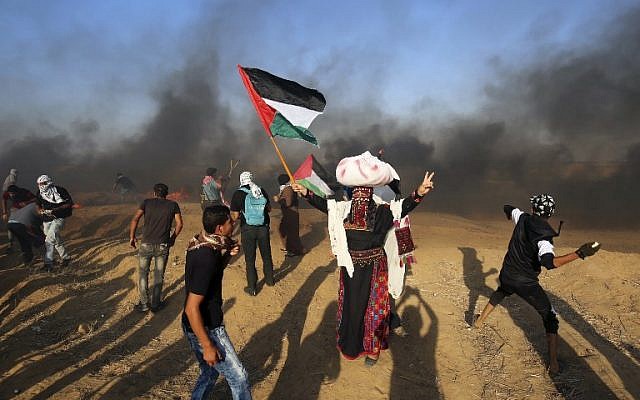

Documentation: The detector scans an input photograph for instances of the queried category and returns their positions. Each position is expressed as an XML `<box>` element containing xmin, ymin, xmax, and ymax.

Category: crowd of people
<box><xmin>0</xmin><ymin>153</ymin><xmax>602</xmax><ymax>399</ymax></box>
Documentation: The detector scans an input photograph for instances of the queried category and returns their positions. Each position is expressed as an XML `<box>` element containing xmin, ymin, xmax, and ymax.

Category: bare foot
<box><xmin>472</xmin><ymin>313</ymin><xmax>482</xmax><ymax>328</ymax></box>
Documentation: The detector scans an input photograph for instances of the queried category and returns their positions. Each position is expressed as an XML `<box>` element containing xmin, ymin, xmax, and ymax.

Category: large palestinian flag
<box><xmin>238</xmin><ymin>65</ymin><xmax>326</xmax><ymax>145</ymax></box>
<box><xmin>293</xmin><ymin>154</ymin><xmax>334</xmax><ymax>198</ymax></box>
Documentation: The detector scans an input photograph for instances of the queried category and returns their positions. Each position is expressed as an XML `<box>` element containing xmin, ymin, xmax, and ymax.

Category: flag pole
<box><xmin>238</xmin><ymin>65</ymin><xmax>296</xmax><ymax>183</ymax></box>
<box><xmin>269</xmin><ymin>136</ymin><xmax>296</xmax><ymax>183</ymax></box>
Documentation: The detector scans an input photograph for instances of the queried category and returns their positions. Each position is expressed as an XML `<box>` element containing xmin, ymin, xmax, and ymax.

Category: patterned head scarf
<box><xmin>530</xmin><ymin>194</ymin><xmax>555</xmax><ymax>218</ymax></box>
<box><xmin>37</xmin><ymin>174</ymin><xmax>65</xmax><ymax>204</ymax></box>
<box><xmin>239</xmin><ymin>171</ymin><xmax>263</xmax><ymax>198</ymax></box>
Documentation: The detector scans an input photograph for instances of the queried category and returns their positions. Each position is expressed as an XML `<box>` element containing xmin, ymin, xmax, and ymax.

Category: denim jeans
<box><xmin>137</xmin><ymin>242</ymin><xmax>169</xmax><ymax>307</ymax></box>
<box><xmin>183</xmin><ymin>323</ymin><xmax>252</xmax><ymax>400</ymax></box>
<box><xmin>240</xmin><ymin>225</ymin><xmax>274</xmax><ymax>290</ymax></box>
<box><xmin>43</xmin><ymin>218</ymin><xmax>68</xmax><ymax>264</ymax></box>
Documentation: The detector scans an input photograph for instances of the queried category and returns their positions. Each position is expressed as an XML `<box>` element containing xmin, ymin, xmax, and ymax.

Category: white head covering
<box><xmin>37</xmin><ymin>174</ymin><xmax>64</xmax><ymax>204</ymax></box>
<box><xmin>336</xmin><ymin>151</ymin><xmax>399</xmax><ymax>187</ymax></box>
<box><xmin>239</xmin><ymin>171</ymin><xmax>263</xmax><ymax>198</ymax></box>
<box><xmin>2</xmin><ymin>169</ymin><xmax>17</xmax><ymax>192</ymax></box>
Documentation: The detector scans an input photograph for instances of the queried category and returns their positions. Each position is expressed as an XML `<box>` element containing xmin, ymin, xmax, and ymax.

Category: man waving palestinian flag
<box><xmin>238</xmin><ymin>65</ymin><xmax>326</xmax><ymax>146</ymax></box>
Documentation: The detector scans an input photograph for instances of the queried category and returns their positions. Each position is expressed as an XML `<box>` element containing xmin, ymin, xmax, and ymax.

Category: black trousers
<box><xmin>489</xmin><ymin>279</ymin><xmax>559</xmax><ymax>334</ymax></box>
<box><xmin>240</xmin><ymin>225</ymin><xmax>274</xmax><ymax>289</ymax></box>
<box><xmin>8</xmin><ymin>223</ymin><xmax>36</xmax><ymax>263</ymax></box>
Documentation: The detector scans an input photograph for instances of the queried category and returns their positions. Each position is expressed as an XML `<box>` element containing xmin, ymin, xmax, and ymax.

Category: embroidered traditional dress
<box><xmin>304</xmin><ymin>187</ymin><xmax>424</xmax><ymax>358</ymax></box>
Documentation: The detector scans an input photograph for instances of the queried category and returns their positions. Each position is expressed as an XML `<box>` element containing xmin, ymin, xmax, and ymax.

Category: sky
<box><xmin>2</xmin><ymin>0</ymin><xmax>633</xmax><ymax>139</ymax></box>
<box><xmin>1</xmin><ymin>0</ymin><xmax>639</xmax><ymax>226</ymax></box>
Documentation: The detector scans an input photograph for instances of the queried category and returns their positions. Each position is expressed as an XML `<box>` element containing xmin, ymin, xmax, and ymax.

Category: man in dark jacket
<box><xmin>35</xmin><ymin>175</ymin><xmax>73</xmax><ymax>271</ymax></box>
<box><xmin>474</xmin><ymin>194</ymin><xmax>601</xmax><ymax>374</ymax></box>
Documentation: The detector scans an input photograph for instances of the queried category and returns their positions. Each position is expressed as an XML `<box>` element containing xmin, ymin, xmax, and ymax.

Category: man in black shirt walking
<box><xmin>183</xmin><ymin>205</ymin><xmax>251</xmax><ymax>400</ymax></box>
<box><xmin>129</xmin><ymin>183</ymin><xmax>183</xmax><ymax>312</ymax></box>
<box><xmin>474</xmin><ymin>194</ymin><xmax>601</xmax><ymax>374</ymax></box>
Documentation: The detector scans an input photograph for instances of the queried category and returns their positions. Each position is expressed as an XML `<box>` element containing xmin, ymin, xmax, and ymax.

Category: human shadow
<box><xmin>269</xmin><ymin>301</ymin><xmax>340</xmax><ymax>400</ymax></box>
<box><xmin>504</xmin><ymin>296</ymin><xmax>620</xmax><ymax>398</ymax></box>
<box><xmin>1</xmin><ymin>209</ymin><xmax>133</xmax><ymax>329</ymax></box>
<box><xmin>0</xmin><ymin>240</ymin><xmax>133</xmax><ymax>337</ymax></box>
<box><xmin>230</xmin><ymin>260</ymin><xmax>337</xmax><ymax>394</ymax></box>
<box><xmin>0</xmin><ymin>268</ymin><xmax>135</xmax><ymax>396</ymax></box>
<box><xmin>459</xmin><ymin>247</ymin><xmax>497</xmax><ymax>325</ymax></box>
<box><xmin>390</xmin><ymin>286</ymin><xmax>442</xmax><ymax>400</ymax></box>
<box><xmin>22</xmin><ymin>275</ymin><xmax>185</xmax><ymax>399</ymax></box>
<box><xmin>90</xmin><ymin>298</ymin><xmax>237</xmax><ymax>399</ymax></box>
<box><xmin>546</xmin><ymin>291</ymin><xmax>640</xmax><ymax>398</ymax></box>
<box><xmin>273</xmin><ymin>220</ymin><xmax>327</xmax><ymax>284</ymax></box>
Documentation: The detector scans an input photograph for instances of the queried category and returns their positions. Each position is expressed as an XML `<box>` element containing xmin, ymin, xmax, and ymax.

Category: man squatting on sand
<box><xmin>473</xmin><ymin>194</ymin><xmax>601</xmax><ymax>374</ymax></box>
<box><xmin>293</xmin><ymin>151</ymin><xmax>435</xmax><ymax>366</ymax></box>
<box><xmin>182</xmin><ymin>205</ymin><xmax>251</xmax><ymax>400</ymax></box>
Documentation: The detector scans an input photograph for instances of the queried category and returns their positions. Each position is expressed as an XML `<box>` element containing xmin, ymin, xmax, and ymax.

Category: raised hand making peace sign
<box><xmin>417</xmin><ymin>171</ymin><xmax>436</xmax><ymax>196</ymax></box>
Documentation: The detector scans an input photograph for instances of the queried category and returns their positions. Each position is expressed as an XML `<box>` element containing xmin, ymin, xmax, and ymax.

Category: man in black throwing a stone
<box><xmin>474</xmin><ymin>194</ymin><xmax>601</xmax><ymax>374</ymax></box>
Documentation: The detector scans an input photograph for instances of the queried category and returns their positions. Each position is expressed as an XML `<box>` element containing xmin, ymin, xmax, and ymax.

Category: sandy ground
<box><xmin>0</xmin><ymin>203</ymin><xmax>639</xmax><ymax>399</ymax></box>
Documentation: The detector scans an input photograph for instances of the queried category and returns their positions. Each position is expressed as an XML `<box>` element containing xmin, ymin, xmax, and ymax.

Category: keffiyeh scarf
<box><xmin>239</xmin><ymin>171</ymin><xmax>263</xmax><ymax>198</ymax></box>
<box><xmin>37</xmin><ymin>175</ymin><xmax>65</xmax><ymax>204</ymax></box>
<box><xmin>186</xmin><ymin>231</ymin><xmax>237</xmax><ymax>252</ymax></box>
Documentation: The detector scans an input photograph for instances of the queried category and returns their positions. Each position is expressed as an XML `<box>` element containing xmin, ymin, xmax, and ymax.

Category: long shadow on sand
<box><xmin>211</xmin><ymin>260</ymin><xmax>338</xmax><ymax>399</ymax></box>
<box><xmin>389</xmin><ymin>286</ymin><xmax>442</xmax><ymax>400</ymax></box>
<box><xmin>90</xmin><ymin>298</ymin><xmax>237</xmax><ymax>399</ymax></box>
<box><xmin>273</xmin><ymin>220</ymin><xmax>327</xmax><ymax>284</ymax></box>
<box><xmin>459</xmin><ymin>247</ymin><xmax>497</xmax><ymax>325</ymax></box>
<box><xmin>3</xmin><ymin>275</ymin><xmax>185</xmax><ymax>399</ymax></box>
<box><xmin>546</xmin><ymin>291</ymin><xmax>640</xmax><ymax>398</ymax></box>
<box><xmin>0</xmin><ymin>211</ymin><xmax>132</xmax><ymax>329</ymax></box>
<box><xmin>0</xmin><ymin>207</ymin><xmax>186</xmax><ymax>399</ymax></box>
<box><xmin>268</xmin><ymin>301</ymin><xmax>340</xmax><ymax>400</ymax></box>
<box><xmin>461</xmin><ymin>247</ymin><xmax>633</xmax><ymax>399</ymax></box>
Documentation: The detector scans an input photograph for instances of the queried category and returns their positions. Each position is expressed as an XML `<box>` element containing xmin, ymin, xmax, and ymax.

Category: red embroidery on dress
<box><xmin>362</xmin><ymin>256</ymin><xmax>390</xmax><ymax>354</ymax></box>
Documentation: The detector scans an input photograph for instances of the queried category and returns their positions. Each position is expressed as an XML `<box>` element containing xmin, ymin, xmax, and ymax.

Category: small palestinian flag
<box><xmin>294</xmin><ymin>154</ymin><xmax>334</xmax><ymax>198</ymax></box>
<box><xmin>238</xmin><ymin>65</ymin><xmax>326</xmax><ymax>145</ymax></box>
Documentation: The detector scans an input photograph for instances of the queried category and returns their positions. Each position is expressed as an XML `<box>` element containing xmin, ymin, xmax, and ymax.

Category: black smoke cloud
<box><xmin>1</xmin><ymin>5</ymin><xmax>639</xmax><ymax>228</ymax></box>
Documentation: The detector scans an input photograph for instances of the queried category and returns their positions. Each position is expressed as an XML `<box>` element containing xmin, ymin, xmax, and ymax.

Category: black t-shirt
<box><xmin>139</xmin><ymin>198</ymin><xmax>181</xmax><ymax>244</ymax></box>
<box><xmin>500</xmin><ymin>213</ymin><xmax>557</xmax><ymax>285</ymax></box>
<box><xmin>36</xmin><ymin>186</ymin><xmax>73</xmax><ymax>221</ymax></box>
<box><xmin>230</xmin><ymin>186</ymin><xmax>270</xmax><ymax>227</ymax></box>
<box><xmin>182</xmin><ymin>246</ymin><xmax>229</xmax><ymax>331</ymax></box>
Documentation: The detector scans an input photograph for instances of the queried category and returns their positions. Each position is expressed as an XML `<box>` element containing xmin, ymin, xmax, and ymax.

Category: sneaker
<box><xmin>135</xmin><ymin>303</ymin><xmax>150</xmax><ymax>312</ymax></box>
<box><xmin>243</xmin><ymin>287</ymin><xmax>257</xmax><ymax>296</ymax></box>
<box><xmin>43</xmin><ymin>263</ymin><xmax>53</xmax><ymax>272</ymax></box>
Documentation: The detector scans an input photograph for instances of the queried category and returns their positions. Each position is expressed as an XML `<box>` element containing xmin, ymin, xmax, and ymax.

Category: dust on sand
<box><xmin>1</xmin><ymin>204</ymin><xmax>639</xmax><ymax>399</ymax></box>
